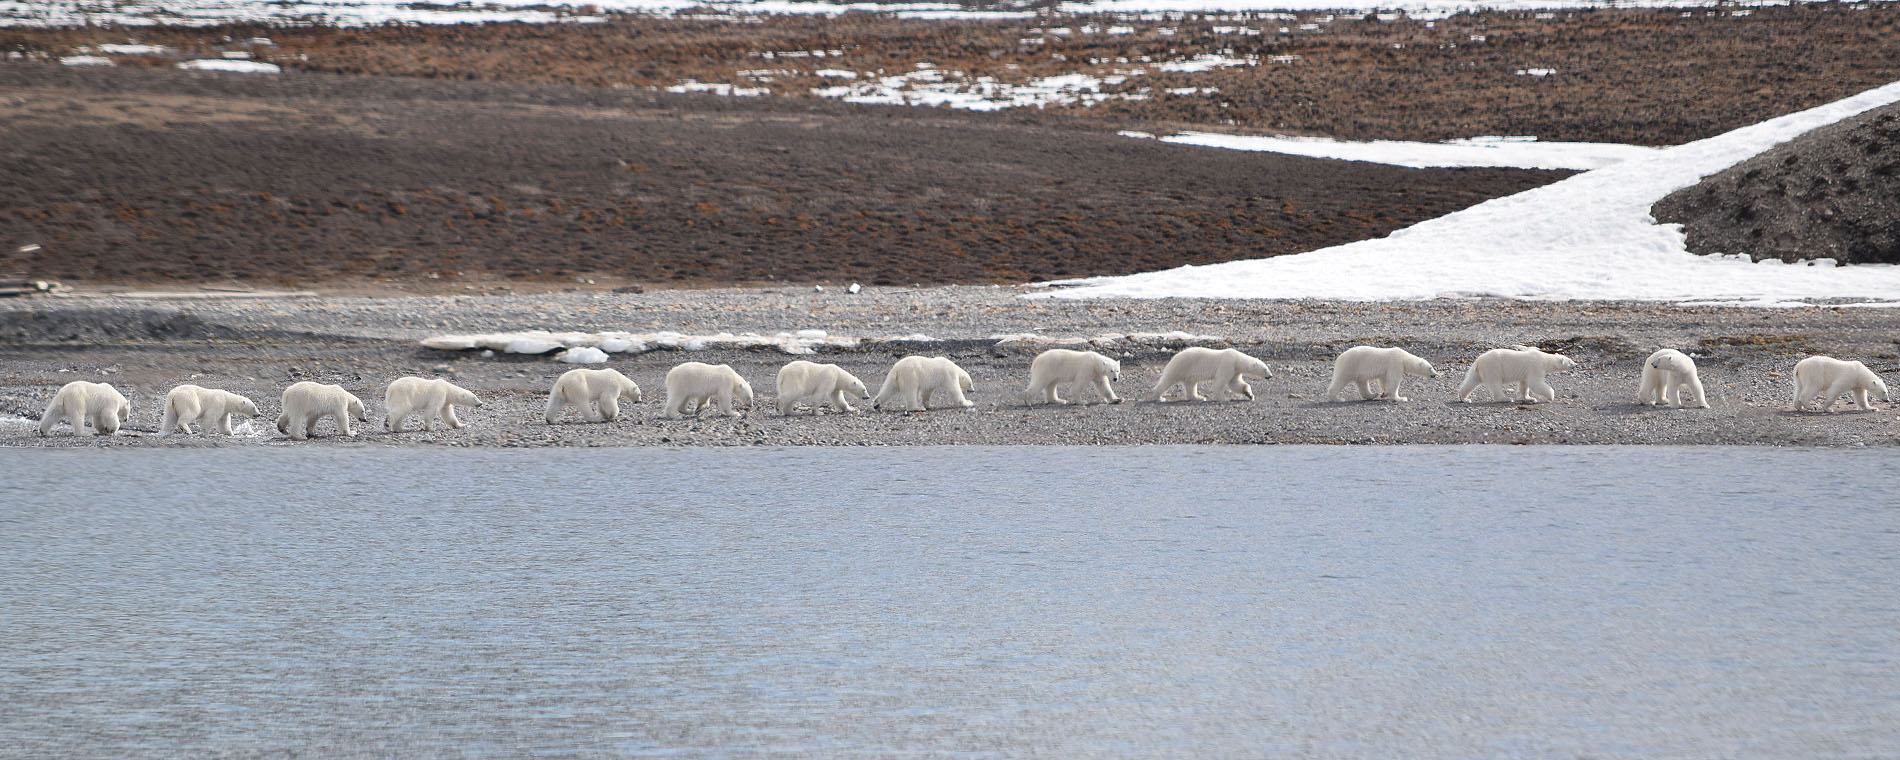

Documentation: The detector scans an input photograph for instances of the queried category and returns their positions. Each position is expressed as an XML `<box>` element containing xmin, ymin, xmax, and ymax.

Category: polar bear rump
<box><xmin>776</xmin><ymin>360</ymin><xmax>869</xmax><ymax>415</ymax></box>
<box><xmin>1324</xmin><ymin>346</ymin><xmax>1438</xmax><ymax>402</ymax></box>
<box><xmin>1791</xmin><ymin>355</ymin><xmax>1890</xmax><ymax>412</ymax></box>
<box><xmin>663</xmin><ymin>362</ymin><xmax>754</xmax><ymax>418</ymax></box>
<box><xmin>276</xmin><ymin>381</ymin><xmax>369</xmax><ymax>440</ymax></box>
<box><xmin>1025</xmin><ymin>349</ymin><xmax>1121</xmax><ymax>405</ymax></box>
<box><xmin>386</xmin><ymin>377</ymin><xmax>484</xmax><ymax>432</ymax></box>
<box><xmin>39</xmin><ymin>380</ymin><xmax>130</xmax><ymax>436</ymax></box>
<box><xmin>1637</xmin><ymin>349</ymin><xmax>1709</xmax><ymax>409</ymax></box>
<box><xmin>1453</xmin><ymin>346</ymin><xmax>1577</xmax><ymax>403</ymax></box>
<box><xmin>873</xmin><ymin>355</ymin><xmax>974</xmax><ymax>411</ymax></box>
<box><xmin>546</xmin><ymin>367</ymin><xmax>641</xmax><ymax>424</ymax></box>
<box><xmin>1145</xmin><ymin>347</ymin><xmax>1272</xmax><ymax>402</ymax></box>
<box><xmin>160</xmin><ymin>384</ymin><xmax>259</xmax><ymax>436</ymax></box>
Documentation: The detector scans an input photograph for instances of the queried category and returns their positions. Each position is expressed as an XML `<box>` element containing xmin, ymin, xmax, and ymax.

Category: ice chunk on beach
<box><xmin>504</xmin><ymin>335</ymin><xmax>564</xmax><ymax>355</ymax></box>
<box><xmin>60</xmin><ymin>56</ymin><xmax>114</xmax><ymax>66</ymax></box>
<box><xmin>558</xmin><ymin>347</ymin><xmax>610</xmax><ymax>364</ymax></box>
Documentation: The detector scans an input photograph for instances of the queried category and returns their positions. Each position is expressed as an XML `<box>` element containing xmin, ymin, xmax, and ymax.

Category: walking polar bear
<box><xmin>38</xmin><ymin>380</ymin><xmax>130</xmax><ymax>436</ymax></box>
<box><xmin>159</xmin><ymin>384</ymin><xmax>258</xmax><ymax>436</ymax></box>
<box><xmin>1025</xmin><ymin>349</ymin><xmax>1121</xmax><ymax>405</ymax></box>
<box><xmin>276</xmin><ymin>381</ymin><xmax>368</xmax><ymax>440</ymax></box>
<box><xmin>1637</xmin><ymin>349</ymin><xmax>1710</xmax><ymax>409</ymax></box>
<box><xmin>1325</xmin><ymin>346</ymin><xmax>1439</xmax><ymax>402</ymax></box>
<box><xmin>663</xmin><ymin>362</ymin><xmax>754</xmax><ymax>418</ymax></box>
<box><xmin>1144</xmin><ymin>347</ymin><xmax>1272</xmax><ymax>402</ymax></box>
<box><xmin>1454</xmin><ymin>345</ymin><xmax>1577</xmax><ymax>403</ymax></box>
<box><xmin>546</xmin><ymin>367</ymin><xmax>641</xmax><ymax>424</ymax></box>
<box><xmin>1791</xmin><ymin>355</ymin><xmax>1890</xmax><ymax>412</ymax></box>
<box><xmin>385</xmin><ymin>377</ymin><xmax>484</xmax><ymax>432</ymax></box>
<box><xmin>776</xmin><ymin>360</ymin><xmax>869</xmax><ymax>415</ymax></box>
<box><xmin>873</xmin><ymin>356</ymin><xmax>974</xmax><ymax>411</ymax></box>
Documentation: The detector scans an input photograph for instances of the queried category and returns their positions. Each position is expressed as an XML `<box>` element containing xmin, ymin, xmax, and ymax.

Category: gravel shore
<box><xmin>3</xmin><ymin>286</ymin><xmax>1897</xmax><ymax>447</ymax></box>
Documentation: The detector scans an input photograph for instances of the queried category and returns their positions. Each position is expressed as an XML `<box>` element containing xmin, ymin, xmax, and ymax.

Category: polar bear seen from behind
<box><xmin>776</xmin><ymin>360</ymin><xmax>869</xmax><ymax>415</ymax></box>
<box><xmin>38</xmin><ymin>380</ymin><xmax>130</xmax><ymax>436</ymax></box>
<box><xmin>276</xmin><ymin>381</ymin><xmax>368</xmax><ymax>440</ymax></box>
<box><xmin>1024</xmin><ymin>349</ymin><xmax>1121</xmax><ymax>405</ymax></box>
<box><xmin>1144</xmin><ymin>347</ymin><xmax>1272</xmax><ymax>402</ymax></box>
<box><xmin>873</xmin><ymin>355</ymin><xmax>975</xmax><ymax>411</ymax></box>
<box><xmin>1637</xmin><ymin>349</ymin><xmax>1710</xmax><ymax>409</ymax></box>
<box><xmin>1453</xmin><ymin>345</ymin><xmax>1577</xmax><ymax>403</ymax></box>
<box><xmin>1324</xmin><ymin>346</ymin><xmax>1439</xmax><ymax>402</ymax></box>
<box><xmin>159</xmin><ymin>384</ymin><xmax>258</xmax><ymax>436</ymax></box>
<box><xmin>385</xmin><ymin>376</ymin><xmax>484</xmax><ymax>432</ymax></box>
<box><xmin>546</xmin><ymin>367</ymin><xmax>641</xmax><ymax>424</ymax></box>
<box><xmin>1791</xmin><ymin>355</ymin><xmax>1890</xmax><ymax>412</ymax></box>
<box><xmin>663</xmin><ymin>362</ymin><xmax>754</xmax><ymax>419</ymax></box>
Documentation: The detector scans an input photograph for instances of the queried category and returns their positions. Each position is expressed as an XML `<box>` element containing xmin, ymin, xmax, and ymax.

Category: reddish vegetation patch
<box><xmin>0</xmin><ymin>67</ymin><xmax>1559</xmax><ymax>287</ymax></box>
<box><xmin>5</xmin><ymin>4</ymin><xmax>1899</xmax><ymax>145</ymax></box>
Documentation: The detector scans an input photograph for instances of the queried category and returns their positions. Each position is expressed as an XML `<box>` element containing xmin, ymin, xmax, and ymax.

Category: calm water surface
<box><xmin>3</xmin><ymin>446</ymin><xmax>1897</xmax><ymax>758</ymax></box>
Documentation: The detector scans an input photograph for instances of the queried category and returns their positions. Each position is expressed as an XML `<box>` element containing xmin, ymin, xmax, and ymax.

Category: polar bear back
<box><xmin>387</xmin><ymin>376</ymin><xmax>481</xmax><ymax>408</ymax></box>
<box><xmin>1028</xmin><ymin>349</ymin><xmax>1119</xmax><ymax>384</ymax></box>
<box><xmin>1473</xmin><ymin>346</ymin><xmax>1574</xmax><ymax>379</ymax></box>
<box><xmin>777</xmin><ymin>360</ymin><xmax>862</xmax><ymax>397</ymax></box>
<box><xmin>165</xmin><ymin>383</ymin><xmax>257</xmax><ymax>418</ymax></box>
<box><xmin>667</xmin><ymin>362</ymin><xmax>751</xmax><ymax>395</ymax></box>
<box><xmin>1333</xmin><ymin>346</ymin><xmax>1434</xmax><ymax>378</ymax></box>
<box><xmin>279</xmin><ymin>381</ymin><xmax>366</xmax><ymax>420</ymax></box>
<box><xmin>1163</xmin><ymin>347</ymin><xmax>1271</xmax><ymax>379</ymax></box>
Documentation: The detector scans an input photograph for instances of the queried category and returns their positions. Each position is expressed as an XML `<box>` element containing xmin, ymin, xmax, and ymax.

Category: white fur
<box><xmin>385</xmin><ymin>377</ymin><xmax>484</xmax><ymax>432</ymax></box>
<box><xmin>38</xmin><ymin>380</ymin><xmax>130</xmax><ymax>436</ymax></box>
<box><xmin>1453</xmin><ymin>345</ymin><xmax>1578</xmax><ymax>403</ymax></box>
<box><xmin>546</xmin><ymin>368</ymin><xmax>641</xmax><ymax>424</ymax></box>
<box><xmin>872</xmin><ymin>356</ymin><xmax>975</xmax><ymax>411</ymax></box>
<box><xmin>1144</xmin><ymin>347</ymin><xmax>1272</xmax><ymax>402</ymax></box>
<box><xmin>1791</xmin><ymin>355</ymin><xmax>1891</xmax><ymax>412</ymax></box>
<box><xmin>275</xmin><ymin>381</ymin><xmax>368</xmax><ymax>440</ymax></box>
<box><xmin>159</xmin><ymin>384</ymin><xmax>258</xmax><ymax>436</ymax></box>
<box><xmin>1324</xmin><ymin>346</ymin><xmax>1439</xmax><ymax>402</ymax></box>
<box><xmin>1637</xmin><ymin>349</ymin><xmax>1709</xmax><ymax>409</ymax></box>
<box><xmin>776</xmin><ymin>360</ymin><xmax>868</xmax><ymax>415</ymax></box>
<box><xmin>663</xmin><ymin>362</ymin><xmax>754</xmax><ymax>419</ymax></box>
<box><xmin>1025</xmin><ymin>349</ymin><xmax>1122</xmax><ymax>405</ymax></box>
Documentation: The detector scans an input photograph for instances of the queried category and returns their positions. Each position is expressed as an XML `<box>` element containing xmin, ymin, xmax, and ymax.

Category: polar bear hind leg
<box><xmin>1323</xmin><ymin>373</ymin><xmax>1351</xmax><ymax>402</ymax></box>
<box><xmin>1453</xmin><ymin>368</ymin><xmax>1482</xmax><ymax>403</ymax></box>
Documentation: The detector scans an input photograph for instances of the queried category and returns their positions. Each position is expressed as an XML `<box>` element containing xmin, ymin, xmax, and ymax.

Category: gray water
<box><xmin>2</xmin><ymin>446</ymin><xmax>1897</xmax><ymax>758</ymax></box>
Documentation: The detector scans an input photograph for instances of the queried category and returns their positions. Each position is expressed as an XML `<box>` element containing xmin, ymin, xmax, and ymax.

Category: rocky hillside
<box><xmin>1654</xmin><ymin>102</ymin><xmax>1900</xmax><ymax>265</ymax></box>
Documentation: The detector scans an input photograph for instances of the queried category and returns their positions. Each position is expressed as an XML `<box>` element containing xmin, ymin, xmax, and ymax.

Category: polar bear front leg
<box><xmin>1851</xmin><ymin>385</ymin><xmax>1875</xmax><ymax>412</ymax></box>
<box><xmin>1382</xmin><ymin>370</ymin><xmax>1408</xmax><ymax>402</ymax></box>
<box><xmin>1092</xmin><ymin>375</ymin><xmax>1122</xmax><ymax>404</ymax></box>
<box><xmin>829</xmin><ymin>389</ymin><xmax>854</xmax><ymax>413</ymax></box>
<box><xmin>599</xmin><ymin>395</ymin><xmax>622</xmax><ymax>422</ymax></box>
<box><xmin>216</xmin><ymin>413</ymin><xmax>235</xmax><ymax>435</ymax></box>
<box><xmin>1185</xmin><ymin>380</ymin><xmax>1206</xmax><ymax>402</ymax></box>
<box><xmin>1529</xmin><ymin>379</ymin><xmax>1557</xmax><ymax>404</ymax></box>
<box><xmin>445</xmin><ymin>403</ymin><xmax>467</xmax><ymax>429</ymax></box>
<box><xmin>1354</xmin><ymin>378</ymin><xmax>1375</xmax><ymax>401</ymax></box>
<box><xmin>336</xmin><ymin>410</ymin><xmax>355</xmax><ymax>437</ymax></box>
<box><xmin>1680</xmin><ymin>374</ymin><xmax>1710</xmax><ymax>409</ymax></box>
<box><xmin>1228</xmin><ymin>377</ymin><xmax>1254</xmax><ymax>401</ymax></box>
<box><xmin>945</xmin><ymin>383</ymin><xmax>974</xmax><ymax>409</ymax></box>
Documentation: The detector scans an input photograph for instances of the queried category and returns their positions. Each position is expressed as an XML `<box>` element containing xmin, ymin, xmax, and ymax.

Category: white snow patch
<box><xmin>59</xmin><ymin>55</ymin><xmax>113</xmax><ymax>66</ymax></box>
<box><xmin>97</xmin><ymin>43</ymin><xmax>171</xmax><ymax>55</ymax></box>
<box><xmin>664</xmin><ymin>80</ymin><xmax>770</xmax><ymax>96</ymax></box>
<box><xmin>558</xmin><ymin>346</ymin><xmax>611</xmax><ymax>364</ymax></box>
<box><xmin>1155</xmin><ymin>53</ymin><xmax>1255</xmax><ymax>73</ymax></box>
<box><xmin>1516</xmin><ymin>67</ymin><xmax>1557</xmax><ymax>77</ymax></box>
<box><xmin>177</xmin><ymin>59</ymin><xmax>280</xmax><ymax>73</ymax></box>
<box><xmin>1155</xmin><ymin>131</ymin><xmax>1659</xmax><ymax>171</ymax></box>
<box><xmin>1048</xmin><ymin>79</ymin><xmax>1900</xmax><ymax>305</ymax></box>
<box><xmin>814</xmin><ymin>68</ymin><xmax>857</xmax><ymax>79</ymax></box>
<box><xmin>992</xmin><ymin>331</ymin><xmax>1224</xmax><ymax>348</ymax></box>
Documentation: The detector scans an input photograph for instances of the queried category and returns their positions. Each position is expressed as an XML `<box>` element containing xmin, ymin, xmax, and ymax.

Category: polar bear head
<box><xmin>231</xmin><ymin>394</ymin><xmax>260</xmax><ymax>417</ymax></box>
<box><xmin>846</xmin><ymin>374</ymin><xmax>870</xmax><ymax>399</ymax></box>
<box><xmin>1099</xmin><ymin>354</ymin><xmax>1122</xmax><ymax>382</ymax></box>
<box><xmin>1543</xmin><ymin>351</ymin><xmax>1578</xmax><ymax>372</ymax></box>
<box><xmin>446</xmin><ymin>382</ymin><xmax>484</xmax><ymax>408</ymax></box>
<box><xmin>1861</xmin><ymin>363</ymin><xmax>1892</xmax><ymax>401</ymax></box>
<box><xmin>1649</xmin><ymin>351</ymin><xmax>1694</xmax><ymax>375</ymax></box>
<box><xmin>616</xmin><ymin>373</ymin><xmax>643</xmax><ymax>404</ymax></box>
<box><xmin>1238</xmin><ymin>352</ymin><xmax>1274</xmax><ymax>379</ymax></box>
<box><xmin>955</xmin><ymin>365</ymin><xmax>974</xmax><ymax>392</ymax></box>
<box><xmin>732</xmin><ymin>374</ymin><xmax>755</xmax><ymax>407</ymax></box>
<box><xmin>1404</xmin><ymin>353</ymin><xmax>1439</xmax><ymax>378</ymax></box>
<box><xmin>347</xmin><ymin>395</ymin><xmax>369</xmax><ymax>422</ymax></box>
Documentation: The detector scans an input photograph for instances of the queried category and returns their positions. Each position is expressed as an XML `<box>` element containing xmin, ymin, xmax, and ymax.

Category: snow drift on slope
<box><xmin>1047</xmin><ymin>79</ymin><xmax>1900</xmax><ymax>304</ymax></box>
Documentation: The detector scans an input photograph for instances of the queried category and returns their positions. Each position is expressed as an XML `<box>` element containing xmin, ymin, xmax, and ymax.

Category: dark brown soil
<box><xmin>0</xmin><ymin>65</ymin><xmax>1558</xmax><ymax>287</ymax></box>
<box><xmin>7</xmin><ymin>3</ymin><xmax>1899</xmax><ymax>145</ymax></box>
<box><xmin>1654</xmin><ymin>102</ymin><xmax>1900</xmax><ymax>265</ymax></box>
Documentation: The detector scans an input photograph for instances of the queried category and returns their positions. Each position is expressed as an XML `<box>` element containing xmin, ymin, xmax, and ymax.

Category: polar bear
<box><xmin>872</xmin><ymin>355</ymin><xmax>974</xmax><ymax>411</ymax></box>
<box><xmin>1144</xmin><ymin>347</ymin><xmax>1272</xmax><ymax>402</ymax></box>
<box><xmin>1791</xmin><ymin>355</ymin><xmax>1891</xmax><ymax>412</ymax></box>
<box><xmin>776</xmin><ymin>360</ymin><xmax>869</xmax><ymax>415</ymax></box>
<box><xmin>38</xmin><ymin>380</ymin><xmax>130</xmax><ymax>436</ymax></box>
<box><xmin>1024</xmin><ymin>349</ymin><xmax>1122</xmax><ymax>405</ymax></box>
<box><xmin>159</xmin><ymin>384</ymin><xmax>259</xmax><ymax>436</ymax></box>
<box><xmin>1324</xmin><ymin>346</ymin><xmax>1439</xmax><ymax>402</ymax></box>
<box><xmin>1453</xmin><ymin>345</ymin><xmax>1577</xmax><ymax>403</ymax></box>
<box><xmin>1637</xmin><ymin>349</ymin><xmax>1710</xmax><ymax>409</ymax></box>
<box><xmin>663</xmin><ymin>362</ymin><xmax>754</xmax><ymax>419</ymax></box>
<box><xmin>385</xmin><ymin>376</ymin><xmax>484</xmax><ymax>432</ymax></box>
<box><xmin>546</xmin><ymin>367</ymin><xmax>641</xmax><ymax>424</ymax></box>
<box><xmin>276</xmin><ymin>381</ymin><xmax>369</xmax><ymax>440</ymax></box>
